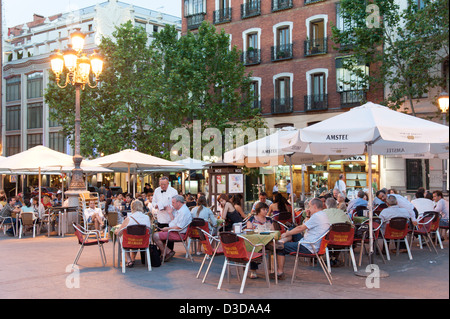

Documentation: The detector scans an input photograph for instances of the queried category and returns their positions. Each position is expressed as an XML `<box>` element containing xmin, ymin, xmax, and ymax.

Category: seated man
<box><xmin>153</xmin><ymin>195</ymin><xmax>192</xmax><ymax>262</ymax></box>
<box><xmin>0</xmin><ymin>197</ymin><xmax>22</xmax><ymax>236</ymax></box>
<box><xmin>323</xmin><ymin>198</ymin><xmax>352</xmax><ymax>226</ymax></box>
<box><xmin>433</xmin><ymin>190</ymin><xmax>449</xmax><ymax>227</ymax></box>
<box><xmin>273</xmin><ymin>198</ymin><xmax>330</xmax><ymax>280</ymax></box>
<box><xmin>376</xmin><ymin>189</ymin><xmax>417</xmax><ymax>226</ymax></box>
<box><xmin>347</xmin><ymin>190</ymin><xmax>368</xmax><ymax>215</ymax></box>
<box><xmin>251</xmin><ymin>192</ymin><xmax>273</xmax><ymax>215</ymax></box>
<box><xmin>83</xmin><ymin>200</ymin><xmax>104</xmax><ymax>230</ymax></box>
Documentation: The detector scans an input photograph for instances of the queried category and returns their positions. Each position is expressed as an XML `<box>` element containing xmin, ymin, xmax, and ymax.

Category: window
<box><xmin>6</xmin><ymin>77</ymin><xmax>21</xmax><ymax>102</ymax></box>
<box><xmin>336</xmin><ymin>57</ymin><xmax>368</xmax><ymax>107</ymax></box>
<box><xmin>27</xmin><ymin>72</ymin><xmax>43</xmax><ymax>99</ymax></box>
<box><xmin>27</xmin><ymin>133</ymin><xmax>43</xmax><ymax>149</ymax></box>
<box><xmin>214</xmin><ymin>0</ymin><xmax>232</xmax><ymax>24</ymax></box>
<box><xmin>305</xmin><ymin>69</ymin><xmax>328</xmax><ymax>111</ymax></box>
<box><xmin>272</xmin><ymin>73</ymin><xmax>293</xmax><ymax>114</ymax></box>
<box><xmin>184</xmin><ymin>0</ymin><xmax>205</xmax><ymax>16</ymax></box>
<box><xmin>305</xmin><ymin>17</ymin><xmax>327</xmax><ymax>55</ymax></box>
<box><xmin>135</xmin><ymin>20</ymin><xmax>146</xmax><ymax>29</ymax></box>
<box><xmin>242</xmin><ymin>29</ymin><xmax>261</xmax><ymax>65</ymax></box>
<box><xmin>250</xmin><ymin>79</ymin><xmax>261</xmax><ymax>109</ymax></box>
<box><xmin>49</xmin><ymin>132</ymin><xmax>66</xmax><ymax>153</ymax></box>
<box><xmin>241</xmin><ymin>0</ymin><xmax>261</xmax><ymax>19</ymax></box>
<box><xmin>27</xmin><ymin>102</ymin><xmax>43</xmax><ymax>129</ymax></box>
<box><xmin>272</xmin><ymin>23</ymin><xmax>293</xmax><ymax>61</ymax></box>
<box><xmin>6</xmin><ymin>135</ymin><xmax>21</xmax><ymax>156</ymax></box>
<box><xmin>6</xmin><ymin>106</ymin><xmax>21</xmax><ymax>131</ymax></box>
<box><xmin>336</xmin><ymin>3</ymin><xmax>357</xmax><ymax>47</ymax></box>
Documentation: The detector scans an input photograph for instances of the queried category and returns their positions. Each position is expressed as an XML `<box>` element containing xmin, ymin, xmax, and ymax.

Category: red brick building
<box><xmin>181</xmin><ymin>0</ymin><xmax>385</xmax><ymax>196</ymax></box>
<box><xmin>181</xmin><ymin>0</ymin><xmax>383</xmax><ymax>128</ymax></box>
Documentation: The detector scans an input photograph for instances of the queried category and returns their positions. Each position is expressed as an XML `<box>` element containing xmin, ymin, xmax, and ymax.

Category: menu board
<box><xmin>229</xmin><ymin>174</ymin><xmax>244</xmax><ymax>194</ymax></box>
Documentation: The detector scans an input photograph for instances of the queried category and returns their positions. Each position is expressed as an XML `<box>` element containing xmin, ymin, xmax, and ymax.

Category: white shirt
<box><xmin>435</xmin><ymin>198</ymin><xmax>449</xmax><ymax>220</ymax></box>
<box><xmin>126</xmin><ymin>211</ymin><xmax>151</xmax><ymax>228</ymax></box>
<box><xmin>273</xmin><ymin>185</ymin><xmax>278</xmax><ymax>192</ymax></box>
<box><xmin>169</xmin><ymin>204</ymin><xmax>193</xmax><ymax>234</ymax></box>
<box><xmin>390</xmin><ymin>194</ymin><xmax>417</xmax><ymax>223</ymax></box>
<box><xmin>286</xmin><ymin>183</ymin><xmax>291</xmax><ymax>194</ymax></box>
<box><xmin>334</xmin><ymin>180</ymin><xmax>346</xmax><ymax>194</ymax></box>
<box><xmin>152</xmin><ymin>186</ymin><xmax>178</xmax><ymax>224</ymax></box>
<box><xmin>301</xmin><ymin>211</ymin><xmax>330</xmax><ymax>253</ymax></box>
<box><xmin>411</xmin><ymin>198</ymin><xmax>435</xmax><ymax>217</ymax></box>
<box><xmin>83</xmin><ymin>207</ymin><xmax>103</xmax><ymax>221</ymax></box>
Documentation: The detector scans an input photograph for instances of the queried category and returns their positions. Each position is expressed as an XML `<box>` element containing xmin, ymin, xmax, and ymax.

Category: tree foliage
<box><xmin>331</xmin><ymin>0</ymin><xmax>449</xmax><ymax>116</ymax></box>
<box><xmin>45</xmin><ymin>21</ymin><xmax>259</xmax><ymax>159</ymax></box>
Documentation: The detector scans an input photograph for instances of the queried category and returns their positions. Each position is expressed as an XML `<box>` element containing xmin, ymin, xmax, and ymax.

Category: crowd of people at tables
<box><xmin>1</xmin><ymin>177</ymin><xmax>448</xmax><ymax>279</ymax></box>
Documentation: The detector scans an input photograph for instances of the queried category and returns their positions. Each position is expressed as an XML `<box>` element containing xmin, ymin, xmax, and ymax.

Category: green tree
<box><xmin>46</xmin><ymin>21</ymin><xmax>259</xmax><ymax>159</ymax></box>
<box><xmin>332</xmin><ymin>0</ymin><xmax>449</xmax><ymax>116</ymax></box>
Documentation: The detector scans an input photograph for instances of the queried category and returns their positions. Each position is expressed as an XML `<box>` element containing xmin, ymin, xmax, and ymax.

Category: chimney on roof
<box><xmin>33</xmin><ymin>14</ymin><xmax>45</xmax><ymax>21</ymax></box>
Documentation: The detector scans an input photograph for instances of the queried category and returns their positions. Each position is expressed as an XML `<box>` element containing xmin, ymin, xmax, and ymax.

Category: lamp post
<box><xmin>438</xmin><ymin>91</ymin><xmax>449</xmax><ymax>194</ymax></box>
<box><xmin>50</xmin><ymin>30</ymin><xmax>103</xmax><ymax>194</ymax></box>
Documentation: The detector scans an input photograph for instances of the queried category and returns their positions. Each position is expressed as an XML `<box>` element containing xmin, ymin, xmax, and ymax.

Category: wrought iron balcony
<box><xmin>304</xmin><ymin>37</ymin><xmax>328</xmax><ymax>56</ymax></box>
<box><xmin>339</xmin><ymin>90</ymin><xmax>366</xmax><ymax>108</ymax></box>
<box><xmin>271</xmin><ymin>44</ymin><xmax>293</xmax><ymax>62</ymax></box>
<box><xmin>213</xmin><ymin>8</ymin><xmax>232</xmax><ymax>25</ymax></box>
<box><xmin>186</xmin><ymin>13</ymin><xmax>205</xmax><ymax>30</ymax></box>
<box><xmin>304</xmin><ymin>94</ymin><xmax>328</xmax><ymax>111</ymax></box>
<box><xmin>272</xmin><ymin>0</ymin><xmax>294</xmax><ymax>12</ymax></box>
<box><xmin>241</xmin><ymin>0</ymin><xmax>261</xmax><ymax>19</ymax></box>
<box><xmin>241</xmin><ymin>49</ymin><xmax>261</xmax><ymax>66</ymax></box>
<box><xmin>271</xmin><ymin>97</ymin><xmax>293</xmax><ymax>114</ymax></box>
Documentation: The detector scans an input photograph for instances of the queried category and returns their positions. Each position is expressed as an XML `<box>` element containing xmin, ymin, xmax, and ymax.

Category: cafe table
<box><xmin>241</xmin><ymin>230</ymin><xmax>281</xmax><ymax>284</ymax></box>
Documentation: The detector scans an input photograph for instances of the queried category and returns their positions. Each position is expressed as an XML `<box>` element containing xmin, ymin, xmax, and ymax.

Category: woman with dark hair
<box><xmin>191</xmin><ymin>195</ymin><xmax>217</xmax><ymax>231</ymax></box>
<box><xmin>268</xmin><ymin>192</ymin><xmax>291</xmax><ymax>216</ymax></box>
<box><xmin>218</xmin><ymin>194</ymin><xmax>243</xmax><ymax>231</ymax></box>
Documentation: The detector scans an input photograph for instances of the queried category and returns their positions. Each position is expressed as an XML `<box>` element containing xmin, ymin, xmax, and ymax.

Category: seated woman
<box><xmin>114</xmin><ymin>200</ymin><xmax>151</xmax><ymax>267</ymax></box>
<box><xmin>245</xmin><ymin>202</ymin><xmax>274</xmax><ymax>279</ymax></box>
<box><xmin>83</xmin><ymin>200</ymin><xmax>105</xmax><ymax>230</ymax></box>
<box><xmin>218</xmin><ymin>194</ymin><xmax>244</xmax><ymax>232</ymax></box>
<box><xmin>191</xmin><ymin>195</ymin><xmax>217</xmax><ymax>232</ymax></box>
<box><xmin>246</xmin><ymin>202</ymin><xmax>273</xmax><ymax>232</ymax></box>
<box><xmin>268</xmin><ymin>193</ymin><xmax>291</xmax><ymax>217</ymax></box>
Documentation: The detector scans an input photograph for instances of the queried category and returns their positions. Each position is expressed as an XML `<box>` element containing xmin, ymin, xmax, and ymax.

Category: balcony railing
<box><xmin>213</xmin><ymin>8</ymin><xmax>232</xmax><ymax>24</ymax></box>
<box><xmin>271</xmin><ymin>44</ymin><xmax>293</xmax><ymax>61</ymax></box>
<box><xmin>186</xmin><ymin>13</ymin><xmax>205</xmax><ymax>30</ymax></box>
<box><xmin>272</xmin><ymin>0</ymin><xmax>294</xmax><ymax>12</ymax></box>
<box><xmin>340</xmin><ymin>90</ymin><xmax>366</xmax><ymax>108</ymax></box>
<box><xmin>241</xmin><ymin>49</ymin><xmax>261</xmax><ymax>66</ymax></box>
<box><xmin>251</xmin><ymin>99</ymin><xmax>261</xmax><ymax>110</ymax></box>
<box><xmin>271</xmin><ymin>97</ymin><xmax>293</xmax><ymax>114</ymax></box>
<box><xmin>304</xmin><ymin>37</ymin><xmax>328</xmax><ymax>56</ymax></box>
<box><xmin>241</xmin><ymin>0</ymin><xmax>261</xmax><ymax>19</ymax></box>
<box><xmin>304</xmin><ymin>94</ymin><xmax>328</xmax><ymax>111</ymax></box>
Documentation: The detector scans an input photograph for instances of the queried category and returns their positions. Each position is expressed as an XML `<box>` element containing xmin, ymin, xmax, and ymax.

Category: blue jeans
<box><xmin>278</xmin><ymin>233</ymin><xmax>313</xmax><ymax>255</ymax></box>
<box><xmin>3</xmin><ymin>217</ymin><xmax>17</xmax><ymax>234</ymax></box>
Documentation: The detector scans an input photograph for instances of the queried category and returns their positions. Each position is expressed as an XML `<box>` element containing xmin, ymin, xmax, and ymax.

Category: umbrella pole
<box><xmin>288</xmin><ymin>155</ymin><xmax>295</xmax><ymax>225</ymax></box>
<box><xmin>367</xmin><ymin>143</ymin><xmax>374</xmax><ymax>262</ymax></box>
<box><xmin>128</xmin><ymin>164</ymin><xmax>130</xmax><ymax>195</ymax></box>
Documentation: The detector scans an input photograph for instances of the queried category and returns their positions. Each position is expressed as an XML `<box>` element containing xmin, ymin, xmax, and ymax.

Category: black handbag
<box><xmin>149</xmin><ymin>244</ymin><xmax>161</xmax><ymax>267</ymax></box>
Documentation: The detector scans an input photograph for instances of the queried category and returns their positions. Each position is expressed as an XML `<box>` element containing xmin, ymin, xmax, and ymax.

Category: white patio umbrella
<box><xmin>0</xmin><ymin>146</ymin><xmax>76</xmax><ymax>203</ymax></box>
<box><xmin>89</xmin><ymin>149</ymin><xmax>184</xmax><ymax>196</ymax></box>
<box><xmin>283</xmin><ymin>102</ymin><xmax>449</xmax><ymax>263</ymax></box>
<box><xmin>223</xmin><ymin>126</ymin><xmax>338</xmax><ymax>223</ymax></box>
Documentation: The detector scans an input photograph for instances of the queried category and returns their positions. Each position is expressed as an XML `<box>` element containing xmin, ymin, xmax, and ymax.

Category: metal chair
<box><xmin>355</xmin><ymin>217</ymin><xmax>386</xmax><ymax>266</ymax></box>
<box><xmin>196</xmin><ymin>228</ymin><xmax>223</xmax><ymax>283</ymax></box>
<box><xmin>0</xmin><ymin>216</ymin><xmax>16</xmax><ymax>236</ymax></box>
<box><xmin>382</xmin><ymin>217</ymin><xmax>413</xmax><ymax>261</ymax></box>
<box><xmin>186</xmin><ymin>218</ymin><xmax>210</xmax><ymax>257</ymax></box>
<box><xmin>325</xmin><ymin>223</ymin><xmax>357</xmax><ymax>273</ymax></box>
<box><xmin>19</xmin><ymin>212</ymin><xmax>38</xmax><ymax>238</ymax></box>
<box><xmin>424</xmin><ymin>211</ymin><xmax>444</xmax><ymax>250</ymax></box>
<box><xmin>409</xmin><ymin>212</ymin><xmax>438</xmax><ymax>254</ymax></box>
<box><xmin>72</xmin><ymin>223</ymin><xmax>108</xmax><ymax>268</ymax></box>
<box><xmin>119</xmin><ymin>225</ymin><xmax>152</xmax><ymax>273</ymax></box>
<box><xmin>161</xmin><ymin>224</ymin><xmax>193</xmax><ymax>264</ymax></box>
<box><xmin>218</xmin><ymin>231</ymin><xmax>270</xmax><ymax>294</ymax></box>
<box><xmin>289</xmin><ymin>230</ymin><xmax>332</xmax><ymax>285</ymax></box>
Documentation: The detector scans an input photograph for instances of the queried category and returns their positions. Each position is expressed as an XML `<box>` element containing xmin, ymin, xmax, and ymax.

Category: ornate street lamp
<box><xmin>50</xmin><ymin>29</ymin><xmax>103</xmax><ymax>193</ymax></box>
<box><xmin>438</xmin><ymin>91</ymin><xmax>449</xmax><ymax>193</ymax></box>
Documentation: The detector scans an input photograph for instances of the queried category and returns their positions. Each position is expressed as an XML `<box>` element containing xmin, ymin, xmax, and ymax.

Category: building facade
<box><xmin>181</xmin><ymin>0</ymin><xmax>384</xmax><ymax>198</ymax></box>
<box><xmin>1</xmin><ymin>0</ymin><xmax>181</xmax><ymax>193</ymax></box>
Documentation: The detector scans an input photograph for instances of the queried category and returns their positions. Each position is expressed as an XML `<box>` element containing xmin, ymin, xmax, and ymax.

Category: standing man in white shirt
<box><xmin>152</xmin><ymin>176</ymin><xmax>179</xmax><ymax>228</ymax></box>
<box><xmin>334</xmin><ymin>174</ymin><xmax>347</xmax><ymax>197</ymax></box>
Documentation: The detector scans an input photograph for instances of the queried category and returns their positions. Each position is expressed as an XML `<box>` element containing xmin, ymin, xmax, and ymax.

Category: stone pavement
<box><xmin>0</xmin><ymin>231</ymin><xmax>448</xmax><ymax>301</ymax></box>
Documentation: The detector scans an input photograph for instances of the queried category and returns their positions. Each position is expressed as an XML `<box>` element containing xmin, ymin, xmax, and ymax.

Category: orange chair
<box><xmin>382</xmin><ymin>217</ymin><xmax>413</xmax><ymax>261</ymax></box>
<box><xmin>409</xmin><ymin>212</ymin><xmax>438</xmax><ymax>254</ymax></box>
<box><xmin>186</xmin><ymin>218</ymin><xmax>210</xmax><ymax>257</ymax></box>
<box><xmin>162</xmin><ymin>224</ymin><xmax>192</xmax><ymax>265</ymax></box>
<box><xmin>72</xmin><ymin>223</ymin><xmax>108</xmax><ymax>268</ymax></box>
<box><xmin>218</xmin><ymin>232</ymin><xmax>270</xmax><ymax>294</ymax></box>
<box><xmin>325</xmin><ymin>223</ymin><xmax>357</xmax><ymax>273</ymax></box>
<box><xmin>425</xmin><ymin>211</ymin><xmax>444</xmax><ymax>250</ymax></box>
<box><xmin>196</xmin><ymin>228</ymin><xmax>223</xmax><ymax>283</ymax></box>
<box><xmin>289</xmin><ymin>230</ymin><xmax>332</xmax><ymax>285</ymax></box>
<box><xmin>119</xmin><ymin>225</ymin><xmax>152</xmax><ymax>273</ymax></box>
